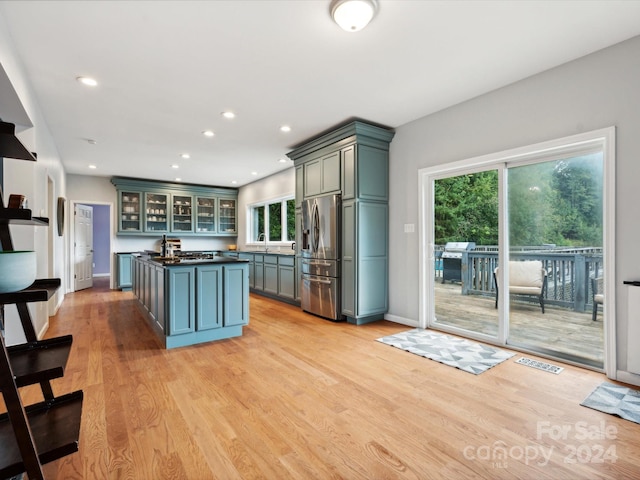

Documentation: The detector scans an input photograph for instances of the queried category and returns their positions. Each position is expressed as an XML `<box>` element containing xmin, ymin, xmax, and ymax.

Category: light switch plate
<box><xmin>404</xmin><ymin>223</ymin><xmax>415</xmax><ymax>233</ymax></box>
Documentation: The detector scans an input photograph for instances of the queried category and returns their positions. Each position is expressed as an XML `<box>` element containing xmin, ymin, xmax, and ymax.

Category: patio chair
<box><xmin>494</xmin><ymin>260</ymin><xmax>548</xmax><ymax>313</ymax></box>
<box><xmin>591</xmin><ymin>276</ymin><xmax>604</xmax><ymax>321</ymax></box>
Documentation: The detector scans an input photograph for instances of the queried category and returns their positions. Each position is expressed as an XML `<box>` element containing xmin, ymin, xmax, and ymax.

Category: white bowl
<box><xmin>0</xmin><ymin>251</ymin><xmax>37</xmax><ymax>293</ymax></box>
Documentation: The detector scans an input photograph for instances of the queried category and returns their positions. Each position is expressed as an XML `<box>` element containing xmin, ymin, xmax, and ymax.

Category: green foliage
<box><xmin>286</xmin><ymin>199</ymin><xmax>296</xmax><ymax>241</ymax></box>
<box><xmin>434</xmin><ymin>171</ymin><xmax>498</xmax><ymax>245</ymax></box>
<box><xmin>435</xmin><ymin>153</ymin><xmax>603</xmax><ymax>247</ymax></box>
<box><xmin>268</xmin><ymin>202</ymin><xmax>282</xmax><ymax>240</ymax></box>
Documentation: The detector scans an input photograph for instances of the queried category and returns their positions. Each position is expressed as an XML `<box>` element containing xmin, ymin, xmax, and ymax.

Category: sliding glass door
<box><xmin>506</xmin><ymin>154</ymin><xmax>604</xmax><ymax>367</ymax></box>
<box><xmin>424</xmin><ymin>130</ymin><xmax>610</xmax><ymax>369</ymax></box>
<box><xmin>432</xmin><ymin>169</ymin><xmax>500</xmax><ymax>340</ymax></box>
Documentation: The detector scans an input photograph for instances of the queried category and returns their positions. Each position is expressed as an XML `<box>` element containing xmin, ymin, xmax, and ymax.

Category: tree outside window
<box><xmin>250</xmin><ymin>196</ymin><xmax>295</xmax><ymax>243</ymax></box>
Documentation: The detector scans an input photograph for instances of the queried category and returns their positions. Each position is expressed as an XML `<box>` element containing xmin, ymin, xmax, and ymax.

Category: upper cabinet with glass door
<box><xmin>112</xmin><ymin>177</ymin><xmax>238</xmax><ymax>236</ymax></box>
<box><xmin>145</xmin><ymin>192</ymin><xmax>169</xmax><ymax>232</ymax></box>
<box><xmin>118</xmin><ymin>191</ymin><xmax>142</xmax><ymax>232</ymax></box>
<box><xmin>172</xmin><ymin>194</ymin><xmax>194</xmax><ymax>233</ymax></box>
<box><xmin>218</xmin><ymin>198</ymin><xmax>237</xmax><ymax>235</ymax></box>
<box><xmin>196</xmin><ymin>196</ymin><xmax>216</xmax><ymax>233</ymax></box>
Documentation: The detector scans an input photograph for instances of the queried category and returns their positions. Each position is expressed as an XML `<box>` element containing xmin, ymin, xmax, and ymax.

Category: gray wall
<box><xmin>388</xmin><ymin>35</ymin><xmax>640</xmax><ymax>378</ymax></box>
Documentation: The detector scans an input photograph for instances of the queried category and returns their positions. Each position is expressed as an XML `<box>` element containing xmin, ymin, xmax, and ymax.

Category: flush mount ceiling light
<box><xmin>202</xmin><ymin>130</ymin><xmax>215</xmax><ymax>137</ymax></box>
<box><xmin>76</xmin><ymin>76</ymin><xmax>98</xmax><ymax>87</ymax></box>
<box><xmin>180</xmin><ymin>153</ymin><xmax>190</xmax><ymax>159</ymax></box>
<box><xmin>221</xmin><ymin>111</ymin><xmax>235</xmax><ymax>119</ymax></box>
<box><xmin>279</xmin><ymin>125</ymin><xmax>291</xmax><ymax>133</ymax></box>
<box><xmin>330</xmin><ymin>0</ymin><xmax>378</xmax><ymax>32</ymax></box>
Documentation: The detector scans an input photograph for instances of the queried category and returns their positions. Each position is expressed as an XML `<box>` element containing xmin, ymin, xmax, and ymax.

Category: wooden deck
<box><xmin>434</xmin><ymin>282</ymin><xmax>604</xmax><ymax>366</ymax></box>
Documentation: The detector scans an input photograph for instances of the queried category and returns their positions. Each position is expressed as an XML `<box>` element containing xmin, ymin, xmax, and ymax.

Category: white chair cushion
<box><xmin>509</xmin><ymin>261</ymin><xmax>545</xmax><ymax>290</ymax></box>
<box><xmin>594</xmin><ymin>293</ymin><xmax>604</xmax><ymax>304</ymax></box>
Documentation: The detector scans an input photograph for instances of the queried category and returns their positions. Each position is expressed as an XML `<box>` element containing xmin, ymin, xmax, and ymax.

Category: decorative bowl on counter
<box><xmin>228</xmin><ymin>245</ymin><xmax>237</xmax><ymax>251</ymax></box>
<box><xmin>0</xmin><ymin>251</ymin><xmax>37</xmax><ymax>293</ymax></box>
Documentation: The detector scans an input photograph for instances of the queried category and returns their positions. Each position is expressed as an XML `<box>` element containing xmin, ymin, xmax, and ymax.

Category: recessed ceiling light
<box><xmin>278</xmin><ymin>158</ymin><xmax>288</xmax><ymax>163</ymax></box>
<box><xmin>180</xmin><ymin>153</ymin><xmax>190</xmax><ymax>159</ymax></box>
<box><xmin>202</xmin><ymin>130</ymin><xmax>215</xmax><ymax>137</ymax></box>
<box><xmin>251</xmin><ymin>171</ymin><xmax>258</xmax><ymax>176</ymax></box>
<box><xmin>171</xmin><ymin>164</ymin><xmax>179</xmax><ymax>169</ymax></box>
<box><xmin>87</xmin><ymin>139</ymin><xmax>97</xmax><ymax>145</ymax></box>
<box><xmin>76</xmin><ymin>76</ymin><xmax>98</xmax><ymax>87</ymax></box>
<box><xmin>88</xmin><ymin>164</ymin><xmax>97</xmax><ymax>169</ymax></box>
<box><xmin>280</xmin><ymin>125</ymin><xmax>291</xmax><ymax>133</ymax></box>
<box><xmin>221</xmin><ymin>111</ymin><xmax>236</xmax><ymax>119</ymax></box>
<box><xmin>175</xmin><ymin>177</ymin><xmax>182</xmax><ymax>182</ymax></box>
<box><xmin>231</xmin><ymin>180</ymin><xmax>238</xmax><ymax>185</ymax></box>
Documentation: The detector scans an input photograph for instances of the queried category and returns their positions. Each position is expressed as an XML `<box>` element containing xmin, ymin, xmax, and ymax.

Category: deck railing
<box><xmin>434</xmin><ymin>246</ymin><xmax>603</xmax><ymax>312</ymax></box>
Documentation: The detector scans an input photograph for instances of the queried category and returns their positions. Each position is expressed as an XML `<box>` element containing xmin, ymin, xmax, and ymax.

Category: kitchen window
<box><xmin>249</xmin><ymin>197</ymin><xmax>295</xmax><ymax>243</ymax></box>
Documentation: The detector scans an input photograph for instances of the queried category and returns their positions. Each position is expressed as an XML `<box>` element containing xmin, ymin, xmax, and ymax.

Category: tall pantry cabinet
<box><xmin>288</xmin><ymin>121</ymin><xmax>394</xmax><ymax>325</ymax></box>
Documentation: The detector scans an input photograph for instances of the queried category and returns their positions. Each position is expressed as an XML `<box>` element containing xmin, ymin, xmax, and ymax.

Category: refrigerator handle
<box><xmin>312</xmin><ymin>202</ymin><xmax>320</xmax><ymax>252</ymax></box>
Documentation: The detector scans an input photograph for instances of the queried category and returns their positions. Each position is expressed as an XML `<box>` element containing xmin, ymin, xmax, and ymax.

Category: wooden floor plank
<box><xmin>3</xmin><ymin>277</ymin><xmax>636</xmax><ymax>479</ymax></box>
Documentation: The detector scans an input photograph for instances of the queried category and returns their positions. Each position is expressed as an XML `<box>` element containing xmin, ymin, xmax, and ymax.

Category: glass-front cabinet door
<box><xmin>144</xmin><ymin>192</ymin><xmax>169</xmax><ymax>232</ymax></box>
<box><xmin>119</xmin><ymin>191</ymin><xmax>142</xmax><ymax>232</ymax></box>
<box><xmin>218</xmin><ymin>198</ymin><xmax>237</xmax><ymax>234</ymax></box>
<box><xmin>172</xmin><ymin>194</ymin><xmax>193</xmax><ymax>232</ymax></box>
<box><xmin>196</xmin><ymin>196</ymin><xmax>216</xmax><ymax>233</ymax></box>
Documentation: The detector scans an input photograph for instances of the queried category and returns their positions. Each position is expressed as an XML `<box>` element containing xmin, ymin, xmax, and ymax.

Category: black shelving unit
<box><xmin>0</xmin><ymin>187</ymin><xmax>83</xmax><ymax>479</ymax></box>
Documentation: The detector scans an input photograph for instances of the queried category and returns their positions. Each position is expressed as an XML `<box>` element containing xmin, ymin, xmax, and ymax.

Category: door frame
<box><xmin>418</xmin><ymin>127</ymin><xmax>616</xmax><ymax>376</ymax></box>
<box><xmin>68</xmin><ymin>200</ymin><xmax>114</xmax><ymax>292</ymax></box>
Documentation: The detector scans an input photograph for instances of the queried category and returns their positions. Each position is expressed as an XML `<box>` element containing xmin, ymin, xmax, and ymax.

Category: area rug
<box><xmin>376</xmin><ymin>329</ymin><xmax>515</xmax><ymax>375</ymax></box>
<box><xmin>581</xmin><ymin>382</ymin><xmax>640</xmax><ymax>424</ymax></box>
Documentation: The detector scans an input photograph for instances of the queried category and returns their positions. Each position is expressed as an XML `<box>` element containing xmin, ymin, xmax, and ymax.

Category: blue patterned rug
<box><xmin>376</xmin><ymin>329</ymin><xmax>515</xmax><ymax>375</ymax></box>
<box><xmin>581</xmin><ymin>382</ymin><xmax>640</xmax><ymax>424</ymax></box>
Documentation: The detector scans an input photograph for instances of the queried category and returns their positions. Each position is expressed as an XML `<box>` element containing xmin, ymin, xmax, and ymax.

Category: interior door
<box><xmin>74</xmin><ymin>204</ymin><xmax>93</xmax><ymax>291</ymax></box>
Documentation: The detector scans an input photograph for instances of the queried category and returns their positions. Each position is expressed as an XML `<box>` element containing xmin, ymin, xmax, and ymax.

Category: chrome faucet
<box><xmin>257</xmin><ymin>233</ymin><xmax>268</xmax><ymax>252</ymax></box>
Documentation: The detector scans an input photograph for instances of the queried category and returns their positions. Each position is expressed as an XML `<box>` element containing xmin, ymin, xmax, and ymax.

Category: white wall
<box><xmin>1</xmin><ymin>12</ymin><xmax>67</xmax><ymax>344</ymax></box>
<box><xmin>388</xmin><ymin>35</ymin><xmax>640</xmax><ymax>382</ymax></box>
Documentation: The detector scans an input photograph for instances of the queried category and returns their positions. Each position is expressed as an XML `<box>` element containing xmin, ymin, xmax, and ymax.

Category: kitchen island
<box><xmin>133</xmin><ymin>255</ymin><xmax>249</xmax><ymax>349</ymax></box>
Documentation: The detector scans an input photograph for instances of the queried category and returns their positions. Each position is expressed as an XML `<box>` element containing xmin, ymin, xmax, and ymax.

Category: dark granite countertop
<box><xmin>147</xmin><ymin>257</ymin><xmax>249</xmax><ymax>267</ymax></box>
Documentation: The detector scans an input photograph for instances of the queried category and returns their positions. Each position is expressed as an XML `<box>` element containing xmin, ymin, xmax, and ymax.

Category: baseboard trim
<box><xmin>384</xmin><ymin>314</ymin><xmax>419</xmax><ymax>328</ymax></box>
<box><xmin>615</xmin><ymin>370</ymin><xmax>640</xmax><ymax>387</ymax></box>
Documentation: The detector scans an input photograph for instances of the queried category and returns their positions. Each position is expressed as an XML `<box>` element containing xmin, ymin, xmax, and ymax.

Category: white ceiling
<box><xmin>1</xmin><ymin>0</ymin><xmax>640</xmax><ymax>187</ymax></box>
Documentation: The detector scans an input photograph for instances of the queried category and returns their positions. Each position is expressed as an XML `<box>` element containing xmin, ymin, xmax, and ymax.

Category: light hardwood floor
<box><xmin>6</xmin><ymin>278</ymin><xmax>640</xmax><ymax>479</ymax></box>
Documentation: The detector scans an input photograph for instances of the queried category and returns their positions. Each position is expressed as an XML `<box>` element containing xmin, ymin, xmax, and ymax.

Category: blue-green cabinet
<box><xmin>254</xmin><ymin>254</ymin><xmax>264</xmax><ymax>291</ymax></box>
<box><xmin>144</xmin><ymin>191</ymin><xmax>169</xmax><ymax>233</ymax></box>
<box><xmin>116</xmin><ymin>253</ymin><xmax>133</xmax><ymax>290</ymax></box>
<box><xmin>167</xmin><ymin>267</ymin><xmax>196</xmax><ymax>336</ymax></box>
<box><xmin>224</xmin><ymin>262</ymin><xmax>250</xmax><ymax>326</ymax></box>
<box><xmin>288</xmin><ymin>121</ymin><xmax>394</xmax><ymax>324</ymax></box>
<box><xmin>263</xmin><ymin>255</ymin><xmax>278</xmax><ymax>295</ymax></box>
<box><xmin>112</xmin><ymin>177</ymin><xmax>238</xmax><ymax>236</ymax></box>
<box><xmin>196</xmin><ymin>265</ymin><xmax>223</xmax><ymax>330</ymax></box>
<box><xmin>118</xmin><ymin>191</ymin><xmax>142</xmax><ymax>232</ymax></box>
<box><xmin>132</xmin><ymin>257</ymin><xmax>248</xmax><ymax>348</ymax></box>
<box><xmin>278</xmin><ymin>256</ymin><xmax>296</xmax><ymax>301</ymax></box>
<box><xmin>171</xmin><ymin>194</ymin><xmax>194</xmax><ymax>233</ymax></box>
<box><xmin>238</xmin><ymin>253</ymin><xmax>254</xmax><ymax>288</ymax></box>
<box><xmin>303</xmin><ymin>151</ymin><xmax>341</xmax><ymax>198</ymax></box>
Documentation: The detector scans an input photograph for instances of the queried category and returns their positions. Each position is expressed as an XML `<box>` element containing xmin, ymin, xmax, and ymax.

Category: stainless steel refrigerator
<box><xmin>300</xmin><ymin>194</ymin><xmax>342</xmax><ymax>320</ymax></box>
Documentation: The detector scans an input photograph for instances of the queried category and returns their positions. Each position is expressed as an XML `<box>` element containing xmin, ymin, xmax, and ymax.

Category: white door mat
<box><xmin>515</xmin><ymin>357</ymin><xmax>564</xmax><ymax>374</ymax></box>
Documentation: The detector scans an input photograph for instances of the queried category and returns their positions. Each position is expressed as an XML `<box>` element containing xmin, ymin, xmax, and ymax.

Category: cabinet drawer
<box><xmin>278</xmin><ymin>256</ymin><xmax>295</xmax><ymax>267</ymax></box>
<box><xmin>264</xmin><ymin>255</ymin><xmax>278</xmax><ymax>265</ymax></box>
<box><xmin>254</xmin><ymin>254</ymin><xmax>264</xmax><ymax>263</ymax></box>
